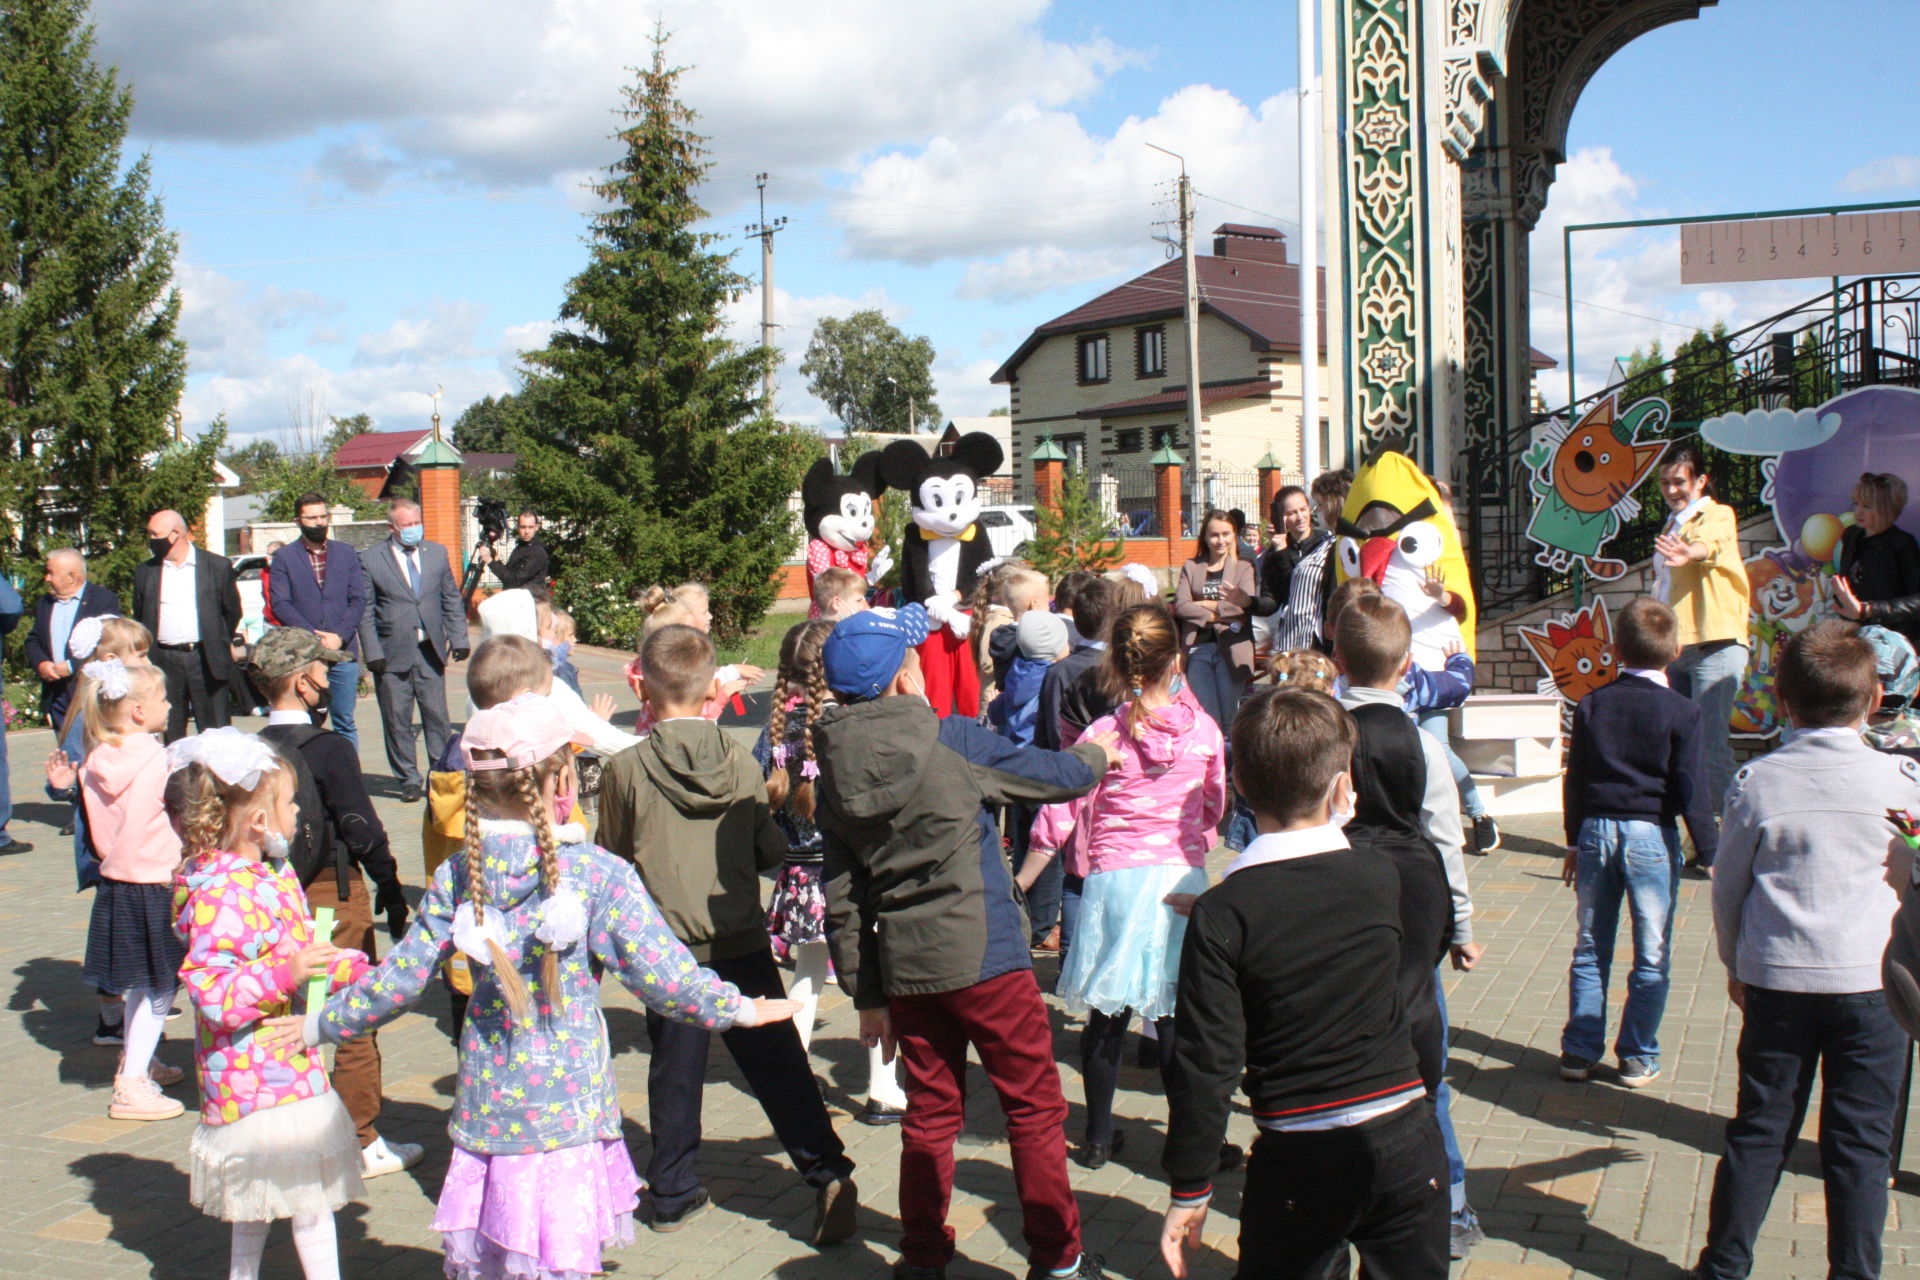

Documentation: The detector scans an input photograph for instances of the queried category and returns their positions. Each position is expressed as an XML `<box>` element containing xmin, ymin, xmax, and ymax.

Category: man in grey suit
<box><xmin>357</xmin><ymin>499</ymin><xmax>469</xmax><ymax>801</ymax></box>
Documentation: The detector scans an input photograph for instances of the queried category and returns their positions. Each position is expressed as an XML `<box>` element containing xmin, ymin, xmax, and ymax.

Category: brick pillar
<box><xmin>1034</xmin><ymin>458</ymin><xmax>1064</xmax><ymax>513</ymax></box>
<box><xmin>418</xmin><ymin>462</ymin><xmax>463</xmax><ymax>569</ymax></box>
<box><xmin>1258</xmin><ymin>464</ymin><xmax>1283</xmax><ymax>527</ymax></box>
<box><xmin>1155</xmin><ymin>456</ymin><xmax>1184</xmax><ymax>553</ymax></box>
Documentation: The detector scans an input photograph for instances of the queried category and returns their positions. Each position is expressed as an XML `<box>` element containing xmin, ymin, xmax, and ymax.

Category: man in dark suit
<box><xmin>269</xmin><ymin>492</ymin><xmax>370</xmax><ymax>745</ymax></box>
<box><xmin>25</xmin><ymin>548</ymin><xmax>123</xmax><ymax>727</ymax></box>
<box><xmin>134</xmin><ymin>510</ymin><xmax>244</xmax><ymax>741</ymax></box>
<box><xmin>358</xmin><ymin>499</ymin><xmax>469</xmax><ymax>801</ymax></box>
<box><xmin>477</xmin><ymin>509</ymin><xmax>550</xmax><ymax>592</ymax></box>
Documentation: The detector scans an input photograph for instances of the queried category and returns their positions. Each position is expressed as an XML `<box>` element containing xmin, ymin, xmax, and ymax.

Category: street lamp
<box><xmin>885</xmin><ymin>375</ymin><xmax>915</xmax><ymax>434</ymax></box>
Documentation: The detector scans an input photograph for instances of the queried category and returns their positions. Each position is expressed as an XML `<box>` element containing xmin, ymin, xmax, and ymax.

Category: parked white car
<box><xmin>233</xmin><ymin>553</ymin><xmax>269</xmax><ymax>641</ymax></box>
<box><xmin>977</xmin><ymin>504</ymin><xmax>1038</xmax><ymax>560</ymax></box>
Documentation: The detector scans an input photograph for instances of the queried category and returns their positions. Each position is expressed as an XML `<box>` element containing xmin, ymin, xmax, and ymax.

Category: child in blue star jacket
<box><xmin>280</xmin><ymin>699</ymin><xmax>797</xmax><ymax>1280</ymax></box>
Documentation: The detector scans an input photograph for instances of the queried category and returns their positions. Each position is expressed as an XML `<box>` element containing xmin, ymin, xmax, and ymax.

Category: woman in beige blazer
<box><xmin>1173</xmin><ymin>509</ymin><xmax>1270</xmax><ymax>730</ymax></box>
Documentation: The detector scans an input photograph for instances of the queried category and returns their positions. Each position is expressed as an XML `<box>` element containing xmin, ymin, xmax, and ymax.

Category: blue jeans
<box><xmin>1186</xmin><ymin>641</ymin><xmax>1247</xmax><ymax>733</ymax></box>
<box><xmin>1434</xmin><ymin>970</ymin><xmax>1468</xmax><ymax>1213</ymax></box>
<box><xmin>1668</xmin><ymin>640</ymin><xmax>1748</xmax><ymax>820</ymax></box>
<box><xmin>1563</xmin><ymin>818</ymin><xmax>1681</xmax><ymax>1065</ymax></box>
<box><xmin>328</xmin><ymin>659</ymin><xmax>361</xmax><ymax>745</ymax></box>
<box><xmin>1415</xmin><ymin>708</ymin><xmax>1485</xmax><ymax>820</ymax></box>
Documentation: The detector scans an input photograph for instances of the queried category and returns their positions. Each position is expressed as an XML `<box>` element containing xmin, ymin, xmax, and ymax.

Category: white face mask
<box><xmin>1326</xmin><ymin>773</ymin><xmax>1356</xmax><ymax>829</ymax></box>
<box><xmin>261</xmin><ymin>827</ymin><xmax>292</xmax><ymax>862</ymax></box>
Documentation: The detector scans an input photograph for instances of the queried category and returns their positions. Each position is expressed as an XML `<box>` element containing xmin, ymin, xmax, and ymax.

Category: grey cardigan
<box><xmin>1712</xmin><ymin>732</ymin><xmax>1920</xmax><ymax>993</ymax></box>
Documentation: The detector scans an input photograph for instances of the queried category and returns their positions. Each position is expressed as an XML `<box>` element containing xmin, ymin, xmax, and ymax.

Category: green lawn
<box><xmin>717</xmin><ymin>617</ymin><xmax>791</xmax><ymax>675</ymax></box>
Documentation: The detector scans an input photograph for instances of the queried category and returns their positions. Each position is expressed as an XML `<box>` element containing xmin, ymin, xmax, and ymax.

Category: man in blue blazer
<box><xmin>268</xmin><ymin>492</ymin><xmax>370</xmax><ymax>744</ymax></box>
<box><xmin>357</xmin><ymin>499</ymin><xmax>469</xmax><ymax>801</ymax></box>
<box><xmin>24</xmin><ymin>548</ymin><xmax>122</xmax><ymax>727</ymax></box>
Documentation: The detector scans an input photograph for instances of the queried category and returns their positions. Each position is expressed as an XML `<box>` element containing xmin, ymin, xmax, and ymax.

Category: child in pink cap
<box><xmin>275</xmin><ymin>699</ymin><xmax>800</xmax><ymax>1280</ymax></box>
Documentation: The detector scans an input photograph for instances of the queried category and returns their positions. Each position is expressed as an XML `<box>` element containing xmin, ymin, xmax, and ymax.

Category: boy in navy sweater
<box><xmin>1162</xmin><ymin>687</ymin><xmax>1446</xmax><ymax>1280</ymax></box>
<box><xmin>1559</xmin><ymin>597</ymin><xmax>1718</xmax><ymax>1087</ymax></box>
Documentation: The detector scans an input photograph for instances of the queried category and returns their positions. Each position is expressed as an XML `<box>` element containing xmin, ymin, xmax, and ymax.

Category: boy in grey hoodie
<box><xmin>1696</xmin><ymin>621</ymin><xmax>1920</xmax><ymax>1280</ymax></box>
<box><xmin>598</xmin><ymin>624</ymin><xmax>857</xmax><ymax>1245</ymax></box>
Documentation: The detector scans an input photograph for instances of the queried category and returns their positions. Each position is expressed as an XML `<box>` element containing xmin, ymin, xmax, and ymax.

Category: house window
<box><xmin>1113</xmin><ymin>427</ymin><xmax>1144</xmax><ymax>455</ymax></box>
<box><xmin>1153</xmin><ymin>425</ymin><xmax>1181</xmax><ymax>452</ymax></box>
<box><xmin>1057</xmin><ymin>432</ymin><xmax>1088</xmax><ymax>470</ymax></box>
<box><xmin>1077</xmin><ymin>334</ymin><xmax>1110</xmax><ymax>384</ymax></box>
<box><xmin>1136</xmin><ymin>326</ymin><xmax>1166</xmax><ymax>378</ymax></box>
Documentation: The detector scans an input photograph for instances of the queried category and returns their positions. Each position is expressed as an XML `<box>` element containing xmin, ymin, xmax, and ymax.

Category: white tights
<box><xmin>228</xmin><ymin>1214</ymin><xmax>338</xmax><ymax>1280</ymax></box>
<box><xmin>788</xmin><ymin>940</ymin><xmax>906</xmax><ymax>1109</ymax></box>
<box><xmin>120</xmin><ymin>983</ymin><xmax>173</xmax><ymax>1078</ymax></box>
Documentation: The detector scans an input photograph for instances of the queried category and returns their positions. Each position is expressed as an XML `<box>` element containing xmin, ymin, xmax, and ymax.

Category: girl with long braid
<box><xmin>269</xmin><ymin>700</ymin><xmax>798</xmax><ymax>1280</ymax></box>
<box><xmin>755</xmin><ymin>620</ymin><xmax>910</xmax><ymax>1124</ymax></box>
<box><xmin>1016</xmin><ymin>605</ymin><xmax>1230</xmax><ymax>1169</ymax></box>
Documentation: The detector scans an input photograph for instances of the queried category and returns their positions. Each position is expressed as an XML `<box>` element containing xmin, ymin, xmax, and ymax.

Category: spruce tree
<box><xmin>513</xmin><ymin>31</ymin><xmax>815</xmax><ymax>645</ymax></box>
<box><xmin>0</xmin><ymin>0</ymin><xmax>197</xmax><ymax>591</ymax></box>
<box><xmin>1028</xmin><ymin>469</ymin><xmax>1124</xmax><ymax>579</ymax></box>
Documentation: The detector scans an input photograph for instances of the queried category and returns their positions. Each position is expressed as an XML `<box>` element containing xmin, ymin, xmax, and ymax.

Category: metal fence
<box><xmin>1008</xmin><ymin>463</ymin><xmax>1303</xmax><ymax>538</ymax></box>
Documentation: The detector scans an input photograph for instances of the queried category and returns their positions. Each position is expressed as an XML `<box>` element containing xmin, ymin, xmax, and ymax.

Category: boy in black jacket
<box><xmin>1162</xmin><ymin>687</ymin><xmax>1446</xmax><ymax>1280</ymax></box>
<box><xmin>250</xmin><ymin>626</ymin><xmax>420</xmax><ymax>1179</ymax></box>
<box><xmin>1559</xmin><ymin>597</ymin><xmax>1717</xmax><ymax>1088</ymax></box>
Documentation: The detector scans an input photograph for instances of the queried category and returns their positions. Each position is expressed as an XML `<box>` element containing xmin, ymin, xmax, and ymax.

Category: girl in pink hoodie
<box><xmin>50</xmin><ymin>658</ymin><xmax>185</xmax><ymax>1120</ymax></box>
<box><xmin>1017</xmin><ymin>605</ymin><xmax>1229</xmax><ymax>1169</ymax></box>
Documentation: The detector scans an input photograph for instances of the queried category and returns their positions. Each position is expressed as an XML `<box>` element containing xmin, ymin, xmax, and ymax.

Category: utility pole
<box><xmin>1148</xmin><ymin>143</ymin><xmax>1204</xmax><ymax>527</ymax></box>
<box><xmin>1297</xmin><ymin>0</ymin><xmax>1320</xmax><ymax>483</ymax></box>
<box><xmin>746</xmin><ymin>173</ymin><xmax>788</xmax><ymax>411</ymax></box>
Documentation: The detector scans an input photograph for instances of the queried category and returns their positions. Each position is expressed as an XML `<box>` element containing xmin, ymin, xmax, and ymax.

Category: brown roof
<box><xmin>992</xmin><ymin>253</ymin><xmax>1326</xmax><ymax>384</ymax></box>
<box><xmin>334</xmin><ymin>430</ymin><xmax>429</xmax><ymax>468</ymax></box>
<box><xmin>1076</xmin><ymin>377</ymin><xmax>1279</xmax><ymax>419</ymax></box>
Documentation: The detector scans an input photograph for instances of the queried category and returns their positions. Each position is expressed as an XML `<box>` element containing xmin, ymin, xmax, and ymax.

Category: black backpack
<box><xmin>258</xmin><ymin>723</ymin><xmax>352</xmax><ymax>897</ymax></box>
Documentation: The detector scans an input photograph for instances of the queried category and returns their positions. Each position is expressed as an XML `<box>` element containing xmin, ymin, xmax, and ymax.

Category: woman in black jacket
<box><xmin>1831</xmin><ymin>472</ymin><xmax>1920</xmax><ymax>651</ymax></box>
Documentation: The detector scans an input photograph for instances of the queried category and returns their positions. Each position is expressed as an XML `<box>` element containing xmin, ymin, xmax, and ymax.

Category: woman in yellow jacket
<box><xmin>1651</xmin><ymin>444</ymin><xmax>1751</xmax><ymax>834</ymax></box>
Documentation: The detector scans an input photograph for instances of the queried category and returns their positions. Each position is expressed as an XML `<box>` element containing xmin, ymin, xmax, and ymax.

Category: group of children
<box><xmin>49</xmin><ymin>524</ymin><xmax>1920</xmax><ymax>1280</ymax></box>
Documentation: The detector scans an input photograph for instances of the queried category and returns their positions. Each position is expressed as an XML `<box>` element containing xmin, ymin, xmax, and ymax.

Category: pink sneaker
<box><xmin>109</xmin><ymin>1074</ymin><xmax>184</xmax><ymax>1121</ymax></box>
<box><xmin>147</xmin><ymin>1059</ymin><xmax>184</xmax><ymax>1087</ymax></box>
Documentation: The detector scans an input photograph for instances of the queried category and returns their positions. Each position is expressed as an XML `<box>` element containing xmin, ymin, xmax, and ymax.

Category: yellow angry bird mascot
<box><xmin>1334</xmin><ymin>450</ymin><xmax>1477</xmax><ymax>668</ymax></box>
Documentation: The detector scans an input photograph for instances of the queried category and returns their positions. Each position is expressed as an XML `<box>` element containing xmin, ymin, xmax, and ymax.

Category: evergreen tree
<box><xmin>0</xmin><ymin>0</ymin><xmax>195</xmax><ymax>590</ymax></box>
<box><xmin>1027</xmin><ymin>470</ymin><xmax>1124</xmax><ymax>579</ymax></box>
<box><xmin>1791</xmin><ymin>329</ymin><xmax>1835</xmax><ymax>408</ymax></box>
<box><xmin>1620</xmin><ymin>341</ymin><xmax>1668</xmax><ymax>405</ymax></box>
<box><xmin>512</xmin><ymin>31</ymin><xmax>815</xmax><ymax>644</ymax></box>
<box><xmin>452</xmin><ymin>393</ymin><xmax>527</xmax><ymax>453</ymax></box>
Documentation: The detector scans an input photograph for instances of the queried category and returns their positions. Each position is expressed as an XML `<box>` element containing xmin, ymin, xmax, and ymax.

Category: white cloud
<box><xmin>1839</xmin><ymin>155</ymin><xmax>1920</xmax><ymax>194</ymax></box>
<box><xmin>95</xmin><ymin>0</ymin><xmax>1132</xmax><ymax>192</ymax></box>
<box><xmin>958</xmin><ymin>245</ymin><xmax>1149</xmax><ymax>303</ymax></box>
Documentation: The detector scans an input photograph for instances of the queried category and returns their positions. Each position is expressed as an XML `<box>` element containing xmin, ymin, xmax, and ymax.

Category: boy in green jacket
<box><xmin>598</xmin><ymin>623</ymin><xmax>857</xmax><ymax>1245</ymax></box>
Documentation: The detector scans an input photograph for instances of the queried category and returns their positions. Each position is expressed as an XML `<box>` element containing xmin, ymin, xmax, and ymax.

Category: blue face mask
<box><xmin>396</xmin><ymin>524</ymin><xmax>425</xmax><ymax>547</ymax></box>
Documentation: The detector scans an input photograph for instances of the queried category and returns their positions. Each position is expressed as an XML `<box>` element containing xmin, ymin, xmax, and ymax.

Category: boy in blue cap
<box><xmin>813</xmin><ymin>604</ymin><xmax>1121</xmax><ymax>1280</ymax></box>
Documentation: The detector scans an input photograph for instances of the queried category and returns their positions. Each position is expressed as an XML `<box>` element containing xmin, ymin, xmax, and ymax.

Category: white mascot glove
<box><xmin>946</xmin><ymin>608</ymin><xmax>971</xmax><ymax>640</ymax></box>
<box><xmin>866</xmin><ymin>543</ymin><xmax>895</xmax><ymax>585</ymax></box>
<box><xmin>925</xmin><ymin>596</ymin><xmax>952</xmax><ymax>626</ymax></box>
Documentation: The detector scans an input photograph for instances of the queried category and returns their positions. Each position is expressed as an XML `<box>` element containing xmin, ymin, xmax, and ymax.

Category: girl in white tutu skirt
<box><xmin>168</xmin><ymin>728</ymin><xmax>374</xmax><ymax>1280</ymax></box>
<box><xmin>1016</xmin><ymin>605</ymin><xmax>1229</xmax><ymax>1169</ymax></box>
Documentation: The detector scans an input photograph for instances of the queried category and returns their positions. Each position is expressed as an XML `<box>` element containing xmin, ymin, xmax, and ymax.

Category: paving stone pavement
<box><xmin>1</xmin><ymin>642</ymin><xmax>1916</xmax><ymax>1277</ymax></box>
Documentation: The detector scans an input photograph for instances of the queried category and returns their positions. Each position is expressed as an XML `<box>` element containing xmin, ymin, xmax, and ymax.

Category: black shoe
<box><xmin>1217</xmin><ymin>1141</ymin><xmax>1244</xmax><ymax>1173</ymax></box>
<box><xmin>648</xmin><ymin>1187</ymin><xmax>712</xmax><ymax>1232</ymax></box>
<box><xmin>1471</xmin><ymin>815</ymin><xmax>1500</xmax><ymax>854</ymax></box>
<box><xmin>399</xmin><ymin>785</ymin><xmax>423</xmax><ymax>804</ymax></box>
<box><xmin>0</xmin><ymin>838</ymin><xmax>32</xmax><ymax>854</ymax></box>
<box><xmin>1559</xmin><ymin>1052</ymin><xmax>1597</xmax><ymax>1081</ymax></box>
<box><xmin>893</xmin><ymin>1263</ymin><xmax>947</xmax><ymax>1280</ymax></box>
<box><xmin>1074</xmin><ymin>1127</ymin><xmax>1125</xmax><ymax>1170</ymax></box>
<box><xmin>1683</xmin><ymin>858</ymin><xmax>1712</xmax><ymax>880</ymax></box>
<box><xmin>92</xmin><ymin>1017</ymin><xmax>125</xmax><ymax>1046</ymax></box>
<box><xmin>857</xmin><ymin>1098</ymin><xmax>904</xmax><ymax>1126</ymax></box>
<box><xmin>1025</xmin><ymin>1252</ymin><xmax>1106</xmax><ymax>1280</ymax></box>
<box><xmin>812</xmin><ymin>1177</ymin><xmax>858</xmax><ymax>1246</ymax></box>
<box><xmin>59</xmin><ymin>822</ymin><xmax>75</xmax><ymax>837</ymax></box>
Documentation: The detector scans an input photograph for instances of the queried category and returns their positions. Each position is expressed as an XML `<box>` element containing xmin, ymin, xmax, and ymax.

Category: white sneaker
<box><xmin>361</xmin><ymin>1134</ymin><xmax>426</xmax><ymax>1178</ymax></box>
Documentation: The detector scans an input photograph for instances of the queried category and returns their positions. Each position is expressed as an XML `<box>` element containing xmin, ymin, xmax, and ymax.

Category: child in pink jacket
<box><xmin>168</xmin><ymin>729</ymin><xmax>369</xmax><ymax>1280</ymax></box>
<box><xmin>1015</xmin><ymin>605</ymin><xmax>1228</xmax><ymax>1169</ymax></box>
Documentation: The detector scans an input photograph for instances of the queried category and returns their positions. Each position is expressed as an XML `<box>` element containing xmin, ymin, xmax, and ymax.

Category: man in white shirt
<box><xmin>133</xmin><ymin>510</ymin><xmax>243</xmax><ymax>741</ymax></box>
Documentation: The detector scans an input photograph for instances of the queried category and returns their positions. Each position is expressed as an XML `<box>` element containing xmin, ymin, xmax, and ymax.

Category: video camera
<box><xmin>476</xmin><ymin>497</ymin><xmax>510</xmax><ymax>548</ymax></box>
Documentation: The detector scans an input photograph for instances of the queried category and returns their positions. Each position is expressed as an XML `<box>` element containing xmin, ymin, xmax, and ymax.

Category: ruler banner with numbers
<box><xmin>1680</xmin><ymin>210</ymin><xmax>1920</xmax><ymax>284</ymax></box>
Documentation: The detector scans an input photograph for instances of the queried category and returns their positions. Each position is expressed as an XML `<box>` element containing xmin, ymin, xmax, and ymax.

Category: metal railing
<box><xmin>1465</xmin><ymin>274</ymin><xmax>1920</xmax><ymax>613</ymax></box>
<box><xmin>1009</xmin><ymin>463</ymin><xmax>1303</xmax><ymax>539</ymax></box>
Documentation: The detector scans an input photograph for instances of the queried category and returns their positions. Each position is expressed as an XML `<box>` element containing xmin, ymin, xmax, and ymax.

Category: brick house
<box><xmin>333</xmin><ymin>429</ymin><xmax>516</xmax><ymax>498</ymax></box>
<box><xmin>990</xmin><ymin>225</ymin><xmax>1331</xmax><ymax>517</ymax></box>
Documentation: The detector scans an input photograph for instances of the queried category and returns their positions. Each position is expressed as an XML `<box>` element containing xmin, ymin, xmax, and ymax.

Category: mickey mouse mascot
<box><xmin>879</xmin><ymin>431</ymin><xmax>1004</xmax><ymax>717</ymax></box>
<box><xmin>801</xmin><ymin>451</ymin><xmax>893</xmax><ymax>618</ymax></box>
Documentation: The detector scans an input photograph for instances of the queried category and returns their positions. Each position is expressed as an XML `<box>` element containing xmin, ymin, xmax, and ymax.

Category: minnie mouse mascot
<box><xmin>879</xmin><ymin>432</ymin><xmax>1004</xmax><ymax>717</ymax></box>
<box><xmin>801</xmin><ymin>451</ymin><xmax>892</xmax><ymax>618</ymax></box>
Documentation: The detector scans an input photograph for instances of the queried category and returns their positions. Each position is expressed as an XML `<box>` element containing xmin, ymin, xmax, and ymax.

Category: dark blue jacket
<box><xmin>24</xmin><ymin>581</ymin><xmax>122</xmax><ymax>722</ymax></box>
<box><xmin>988</xmin><ymin>654</ymin><xmax>1053</xmax><ymax>748</ymax></box>
<box><xmin>815</xmin><ymin>696</ymin><xmax>1105</xmax><ymax>1007</ymax></box>
<box><xmin>1564</xmin><ymin>673</ymin><xmax>1719</xmax><ymax>861</ymax></box>
<box><xmin>268</xmin><ymin>540</ymin><xmax>368</xmax><ymax>656</ymax></box>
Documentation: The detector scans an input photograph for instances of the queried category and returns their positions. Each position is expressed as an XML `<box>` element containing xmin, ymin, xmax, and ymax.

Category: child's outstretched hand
<box><xmin>1449</xmin><ymin>941</ymin><xmax>1484</xmax><ymax>972</ymax></box>
<box><xmin>45</xmin><ymin>750</ymin><xmax>77</xmax><ymax>792</ymax></box>
<box><xmin>1163</xmin><ymin>892</ymin><xmax>1199</xmax><ymax>917</ymax></box>
<box><xmin>741</xmin><ymin>996</ymin><xmax>803</xmax><ymax>1027</ymax></box>
<box><xmin>733</xmin><ymin>663</ymin><xmax>766</xmax><ymax>683</ymax></box>
<box><xmin>1421</xmin><ymin>565</ymin><xmax>1450</xmax><ymax>603</ymax></box>
<box><xmin>590</xmin><ymin>692</ymin><xmax>617</xmax><ymax>722</ymax></box>
<box><xmin>256</xmin><ymin>1014</ymin><xmax>307</xmax><ymax>1052</ymax></box>
<box><xmin>289</xmin><ymin>943</ymin><xmax>341</xmax><ymax>984</ymax></box>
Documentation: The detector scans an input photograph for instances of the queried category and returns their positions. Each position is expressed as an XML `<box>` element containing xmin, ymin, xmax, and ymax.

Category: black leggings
<box><xmin>1081</xmin><ymin>1008</ymin><xmax>1175</xmax><ymax>1146</ymax></box>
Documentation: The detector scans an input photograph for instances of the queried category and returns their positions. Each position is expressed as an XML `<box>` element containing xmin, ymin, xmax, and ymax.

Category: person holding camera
<box><xmin>357</xmin><ymin>499</ymin><xmax>469</xmax><ymax>802</ymax></box>
<box><xmin>476</xmin><ymin>509</ymin><xmax>549</xmax><ymax>593</ymax></box>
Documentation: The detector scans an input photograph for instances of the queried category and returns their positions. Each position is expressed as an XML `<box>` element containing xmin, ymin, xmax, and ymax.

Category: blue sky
<box><xmin>88</xmin><ymin>0</ymin><xmax>1920</xmax><ymax>447</ymax></box>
